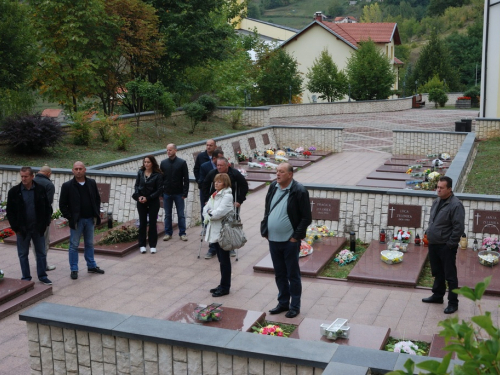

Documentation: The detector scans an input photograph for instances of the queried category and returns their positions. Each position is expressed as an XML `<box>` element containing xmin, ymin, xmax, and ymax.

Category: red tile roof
<box><xmin>41</xmin><ymin>109</ymin><xmax>62</xmax><ymax>118</ymax></box>
<box><xmin>394</xmin><ymin>57</ymin><xmax>404</xmax><ymax>65</ymax></box>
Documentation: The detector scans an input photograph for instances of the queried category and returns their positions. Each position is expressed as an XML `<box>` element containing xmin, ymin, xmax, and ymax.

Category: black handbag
<box><xmin>260</xmin><ymin>190</ymin><xmax>289</xmax><ymax>237</ymax></box>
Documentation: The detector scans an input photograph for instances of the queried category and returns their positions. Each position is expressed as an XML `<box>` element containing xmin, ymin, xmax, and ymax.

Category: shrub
<box><xmin>196</xmin><ymin>94</ymin><xmax>218</xmax><ymax>120</ymax></box>
<box><xmin>113</xmin><ymin>123</ymin><xmax>132</xmax><ymax>151</ymax></box>
<box><xmin>429</xmin><ymin>88</ymin><xmax>448</xmax><ymax>108</ymax></box>
<box><xmin>463</xmin><ymin>85</ymin><xmax>480</xmax><ymax>107</ymax></box>
<box><xmin>224</xmin><ymin>109</ymin><xmax>244</xmax><ymax>129</ymax></box>
<box><xmin>0</xmin><ymin>113</ymin><xmax>64</xmax><ymax>153</ymax></box>
<box><xmin>183</xmin><ymin>102</ymin><xmax>207</xmax><ymax>134</ymax></box>
<box><xmin>93</xmin><ymin>114</ymin><xmax>116</xmax><ymax>142</ymax></box>
<box><xmin>70</xmin><ymin>110</ymin><xmax>94</xmax><ymax>146</ymax></box>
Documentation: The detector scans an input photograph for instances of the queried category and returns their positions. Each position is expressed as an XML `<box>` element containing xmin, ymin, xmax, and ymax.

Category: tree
<box><xmin>30</xmin><ymin>0</ymin><xmax>120</xmax><ymax>113</ymax></box>
<box><xmin>428</xmin><ymin>88</ymin><xmax>448</xmax><ymax>108</ymax></box>
<box><xmin>147</xmin><ymin>0</ymin><xmax>246</xmax><ymax>91</ymax></box>
<box><xmin>0</xmin><ymin>0</ymin><xmax>38</xmax><ymax>121</ymax></box>
<box><xmin>255</xmin><ymin>48</ymin><xmax>303</xmax><ymax>105</ymax></box>
<box><xmin>328</xmin><ymin>0</ymin><xmax>345</xmax><ymax>17</ymax></box>
<box><xmin>427</xmin><ymin>0</ymin><xmax>465</xmax><ymax>17</ymax></box>
<box><xmin>346</xmin><ymin>40</ymin><xmax>395</xmax><ymax>101</ymax></box>
<box><xmin>96</xmin><ymin>0</ymin><xmax>165</xmax><ymax>115</ymax></box>
<box><xmin>360</xmin><ymin>3</ymin><xmax>383</xmax><ymax>23</ymax></box>
<box><xmin>306</xmin><ymin>49</ymin><xmax>348</xmax><ymax>102</ymax></box>
<box><xmin>412</xmin><ymin>29</ymin><xmax>460</xmax><ymax>91</ymax></box>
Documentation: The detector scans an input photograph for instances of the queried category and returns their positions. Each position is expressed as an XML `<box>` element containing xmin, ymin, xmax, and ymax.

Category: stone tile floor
<box><xmin>0</xmin><ymin>107</ymin><xmax>492</xmax><ymax>374</ymax></box>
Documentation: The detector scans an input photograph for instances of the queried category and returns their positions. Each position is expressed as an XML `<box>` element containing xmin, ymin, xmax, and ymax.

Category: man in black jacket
<box><xmin>160</xmin><ymin>144</ymin><xmax>189</xmax><ymax>241</ymax></box>
<box><xmin>59</xmin><ymin>161</ymin><xmax>105</xmax><ymax>280</ymax></box>
<box><xmin>422</xmin><ymin>176</ymin><xmax>464</xmax><ymax>314</ymax></box>
<box><xmin>34</xmin><ymin>166</ymin><xmax>56</xmax><ymax>271</ymax></box>
<box><xmin>7</xmin><ymin>167</ymin><xmax>52</xmax><ymax>285</ymax></box>
<box><xmin>193</xmin><ymin>139</ymin><xmax>216</xmax><ymax>187</ymax></box>
<box><xmin>261</xmin><ymin>162</ymin><xmax>311</xmax><ymax>319</ymax></box>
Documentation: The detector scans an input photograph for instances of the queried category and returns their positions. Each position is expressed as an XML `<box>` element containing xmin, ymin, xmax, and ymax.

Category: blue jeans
<box><xmin>269</xmin><ymin>240</ymin><xmax>302</xmax><ymax>310</ymax></box>
<box><xmin>163</xmin><ymin>194</ymin><xmax>186</xmax><ymax>236</ymax></box>
<box><xmin>17</xmin><ymin>231</ymin><xmax>47</xmax><ymax>280</ymax></box>
<box><xmin>69</xmin><ymin>218</ymin><xmax>97</xmax><ymax>271</ymax></box>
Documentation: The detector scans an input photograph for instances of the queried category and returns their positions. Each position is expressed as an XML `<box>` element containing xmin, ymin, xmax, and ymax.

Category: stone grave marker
<box><xmin>387</xmin><ymin>204</ymin><xmax>422</xmax><ymax>228</ymax></box>
<box><xmin>310</xmin><ymin>198</ymin><xmax>340</xmax><ymax>221</ymax></box>
<box><xmin>248</xmin><ymin>137</ymin><xmax>257</xmax><ymax>150</ymax></box>
<box><xmin>472</xmin><ymin>210</ymin><xmax>500</xmax><ymax>233</ymax></box>
<box><xmin>262</xmin><ymin>134</ymin><xmax>270</xmax><ymax>145</ymax></box>
<box><xmin>97</xmin><ymin>183</ymin><xmax>111</xmax><ymax>203</ymax></box>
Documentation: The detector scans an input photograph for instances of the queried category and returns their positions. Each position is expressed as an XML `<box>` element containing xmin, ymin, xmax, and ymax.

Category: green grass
<box><xmin>54</xmin><ymin>222</ymin><xmax>122</xmax><ymax>249</ymax></box>
<box><xmin>384</xmin><ymin>336</ymin><xmax>430</xmax><ymax>356</ymax></box>
<box><xmin>463</xmin><ymin>137</ymin><xmax>500</xmax><ymax>195</ymax></box>
<box><xmin>417</xmin><ymin>257</ymin><xmax>433</xmax><ymax>288</ymax></box>
<box><xmin>0</xmin><ymin>116</ymin><xmax>244</xmax><ymax>168</ymax></box>
<box><xmin>319</xmin><ymin>240</ymin><xmax>369</xmax><ymax>279</ymax></box>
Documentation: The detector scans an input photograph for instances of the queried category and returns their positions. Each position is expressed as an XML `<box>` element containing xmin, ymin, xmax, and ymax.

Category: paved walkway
<box><xmin>0</xmin><ymin>108</ymin><xmax>493</xmax><ymax>374</ymax></box>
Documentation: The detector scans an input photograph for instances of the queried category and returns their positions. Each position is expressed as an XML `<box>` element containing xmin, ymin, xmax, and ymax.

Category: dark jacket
<box><xmin>59</xmin><ymin>177</ymin><xmax>101</xmax><ymax>230</ymax></box>
<box><xmin>34</xmin><ymin>173</ymin><xmax>55</xmax><ymax>204</ymax></box>
<box><xmin>262</xmin><ymin>180</ymin><xmax>312</xmax><ymax>240</ymax></box>
<box><xmin>194</xmin><ymin>151</ymin><xmax>211</xmax><ymax>187</ymax></box>
<box><xmin>7</xmin><ymin>181</ymin><xmax>52</xmax><ymax>237</ymax></box>
<box><xmin>132</xmin><ymin>170</ymin><xmax>163</xmax><ymax>202</ymax></box>
<box><xmin>203</xmin><ymin>167</ymin><xmax>248</xmax><ymax>205</ymax></box>
<box><xmin>160</xmin><ymin>156</ymin><xmax>189</xmax><ymax>197</ymax></box>
<box><xmin>427</xmin><ymin>193</ymin><xmax>465</xmax><ymax>249</ymax></box>
<box><xmin>199</xmin><ymin>160</ymin><xmax>216</xmax><ymax>186</ymax></box>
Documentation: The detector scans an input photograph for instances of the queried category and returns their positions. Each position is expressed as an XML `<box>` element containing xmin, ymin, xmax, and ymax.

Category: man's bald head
<box><xmin>39</xmin><ymin>165</ymin><xmax>52</xmax><ymax>177</ymax></box>
<box><xmin>72</xmin><ymin>161</ymin><xmax>86</xmax><ymax>182</ymax></box>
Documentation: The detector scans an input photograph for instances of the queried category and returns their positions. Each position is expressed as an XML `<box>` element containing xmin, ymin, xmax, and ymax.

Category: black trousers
<box><xmin>137</xmin><ymin>199</ymin><xmax>160</xmax><ymax>247</ymax></box>
<box><xmin>429</xmin><ymin>243</ymin><xmax>459</xmax><ymax>305</ymax></box>
<box><xmin>214</xmin><ymin>242</ymin><xmax>231</xmax><ymax>292</ymax></box>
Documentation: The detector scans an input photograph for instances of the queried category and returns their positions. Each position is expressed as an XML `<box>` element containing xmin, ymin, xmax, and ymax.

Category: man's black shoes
<box><xmin>71</xmin><ymin>271</ymin><xmax>78</xmax><ymax>280</ymax></box>
<box><xmin>422</xmin><ymin>295</ymin><xmax>444</xmax><ymax>304</ymax></box>
<box><xmin>88</xmin><ymin>267</ymin><xmax>105</xmax><ymax>274</ymax></box>
<box><xmin>269</xmin><ymin>305</ymin><xmax>289</xmax><ymax>315</ymax></box>
<box><xmin>444</xmin><ymin>304</ymin><xmax>458</xmax><ymax>314</ymax></box>
<box><xmin>285</xmin><ymin>309</ymin><xmax>300</xmax><ymax>318</ymax></box>
<box><xmin>210</xmin><ymin>286</ymin><xmax>221</xmax><ymax>293</ymax></box>
<box><xmin>212</xmin><ymin>289</ymin><xmax>229</xmax><ymax>297</ymax></box>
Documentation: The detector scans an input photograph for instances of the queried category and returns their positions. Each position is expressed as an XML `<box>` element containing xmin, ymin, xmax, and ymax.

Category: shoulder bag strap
<box><xmin>268</xmin><ymin>190</ymin><xmax>289</xmax><ymax>216</ymax></box>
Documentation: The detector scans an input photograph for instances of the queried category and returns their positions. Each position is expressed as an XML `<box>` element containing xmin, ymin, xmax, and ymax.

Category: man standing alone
<box><xmin>34</xmin><ymin>166</ymin><xmax>56</xmax><ymax>271</ymax></box>
<box><xmin>161</xmin><ymin>144</ymin><xmax>189</xmax><ymax>241</ymax></box>
<box><xmin>262</xmin><ymin>163</ymin><xmax>311</xmax><ymax>318</ymax></box>
<box><xmin>59</xmin><ymin>161</ymin><xmax>105</xmax><ymax>280</ymax></box>
<box><xmin>7</xmin><ymin>167</ymin><xmax>52</xmax><ymax>285</ymax></box>
<box><xmin>422</xmin><ymin>176</ymin><xmax>464</xmax><ymax>314</ymax></box>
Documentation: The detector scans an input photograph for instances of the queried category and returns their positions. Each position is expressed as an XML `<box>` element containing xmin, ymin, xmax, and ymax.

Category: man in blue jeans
<box><xmin>59</xmin><ymin>161</ymin><xmax>105</xmax><ymax>280</ymax></box>
<box><xmin>7</xmin><ymin>167</ymin><xmax>53</xmax><ymax>285</ymax></box>
<box><xmin>261</xmin><ymin>162</ymin><xmax>311</xmax><ymax>319</ymax></box>
<box><xmin>160</xmin><ymin>144</ymin><xmax>189</xmax><ymax>241</ymax></box>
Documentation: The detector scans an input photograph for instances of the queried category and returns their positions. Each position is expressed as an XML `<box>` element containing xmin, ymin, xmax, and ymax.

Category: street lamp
<box><xmin>348</xmin><ymin>83</ymin><xmax>351</xmax><ymax>102</ymax></box>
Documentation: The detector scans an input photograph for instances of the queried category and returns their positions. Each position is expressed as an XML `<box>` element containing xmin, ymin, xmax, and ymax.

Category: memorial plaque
<box><xmin>387</xmin><ymin>204</ymin><xmax>422</xmax><ymax>228</ymax></box>
<box><xmin>248</xmin><ymin>137</ymin><xmax>257</xmax><ymax>150</ymax></box>
<box><xmin>192</xmin><ymin>151</ymin><xmax>201</xmax><ymax>162</ymax></box>
<box><xmin>97</xmin><ymin>183</ymin><xmax>111</xmax><ymax>203</ymax></box>
<box><xmin>310</xmin><ymin>198</ymin><xmax>340</xmax><ymax>221</ymax></box>
<box><xmin>232</xmin><ymin>141</ymin><xmax>241</xmax><ymax>155</ymax></box>
<box><xmin>472</xmin><ymin>210</ymin><xmax>500</xmax><ymax>233</ymax></box>
<box><xmin>262</xmin><ymin>134</ymin><xmax>270</xmax><ymax>145</ymax></box>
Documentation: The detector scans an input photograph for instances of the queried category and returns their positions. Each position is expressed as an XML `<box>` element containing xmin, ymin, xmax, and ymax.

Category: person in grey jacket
<box><xmin>422</xmin><ymin>176</ymin><xmax>464</xmax><ymax>314</ymax></box>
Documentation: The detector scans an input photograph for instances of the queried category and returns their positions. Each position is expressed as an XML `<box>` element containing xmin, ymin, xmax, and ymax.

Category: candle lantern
<box><xmin>459</xmin><ymin>233</ymin><xmax>467</xmax><ymax>250</ymax></box>
<box><xmin>107</xmin><ymin>211</ymin><xmax>113</xmax><ymax>229</ymax></box>
<box><xmin>473</xmin><ymin>238</ymin><xmax>478</xmax><ymax>252</ymax></box>
<box><xmin>379</xmin><ymin>229</ymin><xmax>386</xmax><ymax>244</ymax></box>
<box><xmin>350</xmin><ymin>231</ymin><xmax>356</xmax><ymax>252</ymax></box>
<box><xmin>423</xmin><ymin>232</ymin><xmax>429</xmax><ymax>247</ymax></box>
<box><xmin>414</xmin><ymin>234</ymin><xmax>421</xmax><ymax>246</ymax></box>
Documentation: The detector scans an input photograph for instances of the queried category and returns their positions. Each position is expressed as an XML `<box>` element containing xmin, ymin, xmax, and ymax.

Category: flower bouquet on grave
<box><xmin>303</xmin><ymin>150</ymin><xmax>312</xmax><ymax>158</ymax></box>
<box><xmin>0</xmin><ymin>269</ymin><xmax>4</xmax><ymax>280</ymax></box>
<box><xmin>237</xmin><ymin>168</ymin><xmax>248</xmax><ymax>178</ymax></box>
<box><xmin>276</xmin><ymin>150</ymin><xmax>286</xmax><ymax>156</ymax></box>
<box><xmin>299</xmin><ymin>240</ymin><xmax>313</xmax><ymax>257</ymax></box>
<box><xmin>394</xmin><ymin>229</ymin><xmax>411</xmax><ymax>243</ymax></box>
<box><xmin>265</xmin><ymin>149</ymin><xmax>274</xmax><ymax>155</ymax></box>
<box><xmin>308</xmin><ymin>146</ymin><xmax>316</xmax><ymax>153</ymax></box>
<box><xmin>334</xmin><ymin>249</ymin><xmax>357</xmax><ymax>266</ymax></box>
<box><xmin>440</xmin><ymin>153</ymin><xmax>451</xmax><ymax>160</ymax></box>
<box><xmin>0</xmin><ymin>200</ymin><xmax>6</xmax><ymax>221</ymax></box>
<box><xmin>236</xmin><ymin>150</ymin><xmax>248</xmax><ymax>162</ymax></box>
<box><xmin>482</xmin><ymin>237</ymin><xmax>500</xmax><ymax>251</ymax></box>
<box><xmin>0</xmin><ymin>228</ymin><xmax>15</xmax><ymax>242</ymax></box>
<box><xmin>386</xmin><ymin>340</ymin><xmax>426</xmax><ymax>356</ymax></box>
<box><xmin>295</xmin><ymin>147</ymin><xmax>304</xmax><ymax>154</ymax></box>
<box><xmin>422</xmin><ymin>171</ymin><xmax>441</xmax><ymax>191</ymax></box>
<box><xmin>408</xmin><ymin>164</ymin><xmax>423</xmax><ymax>169</ymax></box>
<box><xmin>305</xmin><ymin>225</ymin><xmax>335</xmax><ymax>244</ymax></box>
<box><xmin>194</xmin><ymin>303</ymin><xmax>223</xmax><ymax>322</ymax></box>
<box><xmin>252</xmin><ymin>323</ymin><xmax>287</xmax><ymax>337</ymax></box>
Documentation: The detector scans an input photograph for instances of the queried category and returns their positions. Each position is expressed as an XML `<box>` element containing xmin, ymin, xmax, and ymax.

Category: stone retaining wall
<box><xmin>21</xmin><ymin>302</ymin><xmax>450</xmax><ymax>375</ymax></box>
<box><xmin>272</xmin><ymin>126</ymin><xmax>343</xmax><ymax>151</ymax></box>
<box><xmin>392</xmin><ymin>130</ymin><xmax>468</xmax><ymax>156</ymax></box>
<box><xmin>475</xmin><ymin>118</ymin><xmax>500</xmax><ymax>140</ymax></box>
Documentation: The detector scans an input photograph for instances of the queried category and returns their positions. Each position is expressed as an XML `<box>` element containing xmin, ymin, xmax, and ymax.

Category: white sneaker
<box><xmin>163</xmin><ymin>235</ymin><xmax>172</xmax><ymax>241</ymax></box>
<box><xmin>150</xmin><ymin>248</ymin><xmax>157</xmax><ymax>254</ymax></box>
<box><xmin>140</xmin><ymin>247</ymin><xmax>146</xmax><ymax>254</ymax></box>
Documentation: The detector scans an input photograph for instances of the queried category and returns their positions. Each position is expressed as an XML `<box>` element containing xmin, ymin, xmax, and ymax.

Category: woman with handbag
<box><xmin>203</xmin><ymin>173</ymin><xmax>234</xmax><ymax>297</ymax></box>
<box><xmin>133</xmin><ymin>156</ymin><xmax>163</xmax><ymax>254</ymax></box>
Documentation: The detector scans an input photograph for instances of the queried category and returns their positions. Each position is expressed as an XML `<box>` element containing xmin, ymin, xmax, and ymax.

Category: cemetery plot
<box><xmin>236</xmin><ymin>164</ymin><xmax>297</xmax><ymax>173</ymax></box>
<box><xmin>366</xmin><ymin>172</ymin><xmax>422</xmax><ymax>181</ymax></box>
<box><xmin>244</xmin><ymin>172</ymin><xmax>276</xmax><ymax>183</ymax></box>
<box><xmin>457</xmin><ymin>249</ymin><xmax>500</xmax><ymax>296</ymax></box>
<box><xmin>247</xmin><ymin>181</ymin><xmax>267</xmax><ymax>192</ymax></box>
<box><xmin>253</xmin><ymin>237</ymin><xmax>346</xmax><ymax>277</ymax></box>
<box><xmin>0</xmin><ymin>278</ymin><xmax>52</xmax><ymax>320</ymax></box>
<box><xmin>166</xmin><ymin>302</ymin><xmax>265</xmax><ymax>332</ymax></box>
<box><xmin>347</xmin><ymin>241</ymin><xmax>428</xmax><ymax>287</ymax></box>
<box><xmin>356</xmin><ymin>178</ymin><xmax>407</xmax><ymax>189</ymax></box>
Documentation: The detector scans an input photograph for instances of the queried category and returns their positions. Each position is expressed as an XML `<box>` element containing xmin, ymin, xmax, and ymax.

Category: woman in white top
<box><xmin>203</xmin><ymin>173</ymin><xmax>234</xmax><ymax>297</ymax></box>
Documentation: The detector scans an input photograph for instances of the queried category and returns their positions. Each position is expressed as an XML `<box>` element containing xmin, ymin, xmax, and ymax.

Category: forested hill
<box><xmin>248</xmin><ymin>0</ymin><xmax>484</xmax><ymax>91</ymax></box>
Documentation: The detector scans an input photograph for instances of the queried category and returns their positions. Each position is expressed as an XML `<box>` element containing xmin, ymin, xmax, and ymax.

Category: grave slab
<box><xmin>457</xmin><ymin>248</ymin><xmax>500</xmax><ymax>296</ymax></box>
<box><xmin>376</xmin><ymin>165</ymin><xmax>416</xmax><ymax>173</ymax></box>
<box><xmin>311</xmin><ymin>151</ymin><xmax>332</xmax><ymax>157</ymax></box>
<box><xmin>245</xmin><ymin>172</ymin><xmax>276</xmax><ymax>183</ymax></box>
<box><xmin>289</xmin><ymin>318</ymin><xmax>390</xmax><ymax>350</ymax></box>
<box><xmin>236</xmin><ymin>165</ymin><xmax>297</xmax><ymax>173</ymax></box>
<box><xmin>270</xmin><ymin>155</ymin><xmax>324</xmax><ymax>163</ymax></box>
<box><xmin>253</xmin><ymin>237</ymin><xmax>346</xmax><ymax>277</ymax></box>
<box><xmin>356</xmin><ymin>178</ymin><xmax>407</xmax><ymax>189</ymax></box>
<box><xmin>366</xmin><ymin>172</ymin><xmax>420</xmax><ymax>182</ymax></box>
<box><xmin>165</xmin><ymin>302</ymin><xmax>265</xmax><ymax>332</ymax></box>
<box><xmin>347</xmin><ymin>241</ymin><xmax>428</xmax><ymax>287</ymax></box>
<box><xmin>0</xmin><ymin>278</ymin><xmax>52</xmax><ymax>320</ymax></box>
<box><xmin>384</xmin><ymin>159</ymin><xmax>451</xmax><ymax>168</ymax></box>
<box><xmin>0</xmin><ymin>220</ymin><xmax>10</xmax><ymax>231</ymax></box>
<box><xmin>247</xmin><ymin>181</ymin><xmax>267</xmax><ymax>192</ymax></box>
<box><xmin>3</xmin><ymin>219</ymin><xmax>76</xmax><ymax>247</ymax></box>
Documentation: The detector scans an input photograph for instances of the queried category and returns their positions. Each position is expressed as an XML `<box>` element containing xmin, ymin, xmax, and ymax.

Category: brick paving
<box><xmin>0</xmin><ymin>107</ymin><xmax>493</xmax><ymax>374</ymax></box>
